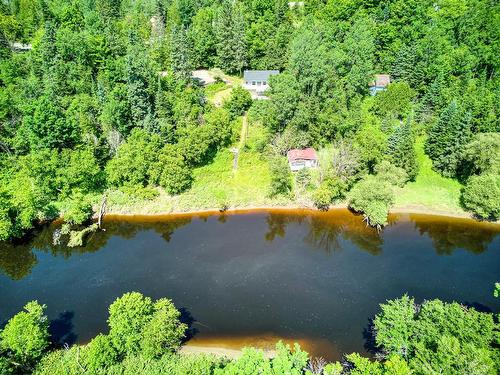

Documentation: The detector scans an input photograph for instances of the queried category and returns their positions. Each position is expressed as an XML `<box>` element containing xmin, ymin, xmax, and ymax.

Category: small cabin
<box><xmin>369</xmin><ymin>74</ymin><xmax>391</xmax><ymax>95</ymax></box>
<box><xmin>287</xmin><ymin>148</ymin><xmax>319</xmax><ymax>172</ymax></box>
<box><xmin>243</xmin><ymin>70</ymin><xmax>279</xmax><ymax>94</ymax></box>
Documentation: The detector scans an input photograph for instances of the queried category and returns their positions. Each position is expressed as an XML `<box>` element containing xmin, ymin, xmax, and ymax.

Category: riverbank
<box><xmin>102</xmin><ymin>204</ymin><xmax>500</xmax><ymax>231</ymax></box>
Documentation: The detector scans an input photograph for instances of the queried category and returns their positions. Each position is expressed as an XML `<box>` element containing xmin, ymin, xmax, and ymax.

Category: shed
<box><xmin>243</xmin><ymin>70</ymin><xmax>279</xmax><ymax>93</ymax></box>
<box><xmin>287</xmin><ymin>148</ymin><xmax>319</xmax><ymax>172</ymax></box>
<box><xmin>369</xmin><ymin>74</ymin><xmax>391</xmax><ymax>95</ymax></box>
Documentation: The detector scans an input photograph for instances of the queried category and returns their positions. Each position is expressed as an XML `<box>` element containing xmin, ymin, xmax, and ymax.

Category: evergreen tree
<box><xmin>170</xmin><ymin>25</ymin><xmax>192</xmax><ymax>81</ymax></box>
<box><xmin>215</xmin><ymin>0</ymin><xmax>246</xmax><ymax>74</ymax></box>
<box><xmin>125</xmin><ymin>31</ymin><xmax>154</xmax><ymax>129</ymax></box>
<box><xmin>387</xmin><ymin>118</ymin><xmax>418</xmax><ymax>181</ymax></box>
<box><xmin>425</xmin><ymin>100</ymin><xmax>472</xmax><ymax>177</ymax></box>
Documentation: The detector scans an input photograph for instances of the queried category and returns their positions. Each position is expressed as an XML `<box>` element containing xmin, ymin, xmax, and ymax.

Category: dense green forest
<box><xmin>0</xmin><ymin>287</ymin><xmax>499</xmax><ymax>374</ymax></box>
<box><xmin>0</xmin><ymin>0</ymin><xmax>499</xmax><ymax>239</ymax></box>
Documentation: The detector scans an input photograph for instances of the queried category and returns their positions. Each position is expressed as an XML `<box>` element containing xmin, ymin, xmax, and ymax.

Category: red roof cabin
<box><xmin>287</xmin><ymin>148</ymin><xmax>319</xmax><ymax>172</ymax></box>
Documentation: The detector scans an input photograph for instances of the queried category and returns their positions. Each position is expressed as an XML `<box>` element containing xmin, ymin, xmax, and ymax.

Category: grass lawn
<box><xmin>107</xmin><ymin>130</ymin><xmax>467</xmax><ymax>216</ymax></box>
<box><xmin>394</xmin><ymin>137</ymin><xmax>464</xmax><ymax>214</ymax></box>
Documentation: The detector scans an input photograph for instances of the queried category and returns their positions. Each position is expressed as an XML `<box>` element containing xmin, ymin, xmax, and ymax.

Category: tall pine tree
<box><xmin>215</xmin><ymin>0</ymin><xmax>246</xmax><ymax>74</ymax></box>
<box><xmin>170</xmin><ymin>25</ymin><xmax>192</xmax><ymax>81</ymax></box>
<box><xmin>387</xmin><ymin>117</ymin><xmax>419</xmax><ymax>181</ymax></box>
<box><xmin>425</xmin><ymin>100</ymin><xmax>472</xmax><ymax>177</ymax></box>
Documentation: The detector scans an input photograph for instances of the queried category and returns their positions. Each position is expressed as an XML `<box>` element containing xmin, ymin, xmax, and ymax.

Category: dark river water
<box><xmin>1</xmin><ymin>209</ymin><xmax>499</xmax><ymax>360</ymax></box>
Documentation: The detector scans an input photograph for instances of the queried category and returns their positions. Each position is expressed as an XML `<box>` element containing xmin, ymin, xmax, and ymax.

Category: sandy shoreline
<box><xmin>180</xmin><ymin>344</ymin><xmax>276</xmax><ymax>359</ymax></box>
<box><xmin>102</xmin><ymin>203</ymin><xmax>500</xmax><ymax>225</ymax></box>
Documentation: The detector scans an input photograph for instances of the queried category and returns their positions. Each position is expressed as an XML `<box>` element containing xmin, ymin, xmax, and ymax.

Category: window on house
<box><xmin>263</xmin><ymin>81</ymin><xmax>267</xmax><ymax>85</ymax></box>
<box><xmin>252</xmin><ymin>81</ymin><xmax>256</xmax><ymax>85</ymax></box>
<box><xmin>257</xmin><ymin>81</ymin><xmax>262</xmax><ymax>86</ymax></box>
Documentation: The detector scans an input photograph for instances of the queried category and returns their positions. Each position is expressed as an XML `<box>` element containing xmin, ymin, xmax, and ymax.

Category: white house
<box><xmin>287</xmin><ymin>148</ymin><xmax>319</xmax><ymax>172</ymax></box>
<box><xmin>243</xmin><ymin>70</ymin><xmax>279</xmax><ymax>95</ymax></box>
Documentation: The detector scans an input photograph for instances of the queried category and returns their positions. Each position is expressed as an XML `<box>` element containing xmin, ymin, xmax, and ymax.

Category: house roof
<box><xmin>287</xmin><ymin>148</ymin><xmax>318</xmax><ymax>162</ymax></box>
<box><xmin>243</xmin><ymin>70</ymin><xmax>279</xmax><ymax>82</ymax></box>
<box><xmin>369</xmin><ymin>74</ymin><xmax>391</xmax><ymax>87</ymax></box>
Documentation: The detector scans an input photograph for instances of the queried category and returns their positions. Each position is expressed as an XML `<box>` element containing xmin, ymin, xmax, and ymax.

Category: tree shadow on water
<box><xmin>463</xmin><ymin>301</ymin><xmax>493</xmax><ymax>313</ymax></box>
<box><xmin>179</xmin><ymin>307</ymin><xmax>199</xmax><ymax>343</ymax></box>
<box><xmin>362</xmin><ymin>318</ymin><xmax>380</xmax><ymax>356</ymax></box>
<box><xmin>50</xmin><ymin>311</ymin><xmax>77</xmax><ymax>347</ymax></box>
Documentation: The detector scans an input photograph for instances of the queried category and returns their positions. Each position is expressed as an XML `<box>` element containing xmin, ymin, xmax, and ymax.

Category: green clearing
<box><xmin>107</xmin><ymin>133</ymin><xmax>466</xmax><ymax>215</ymax></box>
<box><xmin>394</xmin><ymin>137</ymin><xmax>464</xmax><ymax>213</ymax></box>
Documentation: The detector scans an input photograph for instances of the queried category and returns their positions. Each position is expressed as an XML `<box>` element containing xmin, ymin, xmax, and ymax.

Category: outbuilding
<box><xmin>287</xmin><ymin>148</ymin><xmax>319</xmax><ymax>172</ymax></box>
<box><xmin>369</xmin><ymin>74</ymin><xmax>391</xmax><ymax>95</ymax></box>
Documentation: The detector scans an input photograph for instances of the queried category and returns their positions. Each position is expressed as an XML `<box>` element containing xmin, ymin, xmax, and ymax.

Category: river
<box><xmin>0</xmin><ymin>209</ymin><xmax>499</xmax><ymax>360</ymax></box>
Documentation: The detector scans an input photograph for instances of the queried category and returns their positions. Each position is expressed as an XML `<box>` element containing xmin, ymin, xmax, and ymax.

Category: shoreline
<box><xmin>102</xmin><ymin>203</ymin><xmax>500</xmax><ymax>225</ymax></box>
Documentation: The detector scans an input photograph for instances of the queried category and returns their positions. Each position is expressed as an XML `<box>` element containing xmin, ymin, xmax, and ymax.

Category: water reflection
<box><xmin>410</xmin><ymin>214</ymin><xmax>498</xmax><ymax>254</ymax></box>
<box><xmin>0</xmin><ymin>210</ymin><xmax>498</xmax><ymax>282</ymax></box>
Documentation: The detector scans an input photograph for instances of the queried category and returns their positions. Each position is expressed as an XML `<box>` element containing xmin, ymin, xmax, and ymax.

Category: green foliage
<box><xmin>313</xmin><ymin>178</ymin><xmax>347</xmax><ymax>210</ymax></box>
<box><xmin>224</xmin><ymin>86</ymin><xmax>252</xmax><ymax>119</ymax></box>
<box><xmin>150</xmin><ymin>145</ymin><xmax>193</xmax><ymax>195</ymax></box>
<box><xmin>461</xmin><ymin>174</ymin><xmax>500</xmax><ymax>220</ymax></box>
<box><xmin>425</xmin><ymin>100</ymin><xmax>473</xmax><ymax>177</ymax></box>
<box><xmin>269</xmin><ymin>157</ymin><xmax>292</xmax><ymax>197</ymax></box>
<box><xmin>349</xmin><ymin>176</ymin><xmax>395</xmax><ymax>228</ymax></box>
<box><xmin>461</xmin><ymin>133</ymin><xmax>500</xmax><ymax>179</ymax></box>
<box><xmin>354</xmin><ymin>124</ymin><xmax>388</xmax><ymax>172</ymax></box>
<box><xmin>0</xmin><ymin>301</ymin><xmax>49</xmax><ymax>366</ymax></box>
<box><xmin>63</xmin><ymin>191</ymin><xmax>93</xmax><ymax>225</ymax></box>
<box><xmin>375</xmin><ymin>161</ymin><xmax>409</xmax><ymax>188</ymax></box>
<box><xmin>83</xmin><ymin>334</ymin><xmax>119</xmax><ymax>372</ymax></box>
<box><xmin>374</xmin><ymin>296</ymin><xmax>498</xmax><ymax>374</ymax></box>
<box><xmin>375</xmin><ymin>81</ymin><xmax>415</xmax><ymax>120</ymax></box>
<box><xmin>108</xmin><ymin>292</ymin><xmax>186</xmax><ymax>357</ymax></box>
<box><xmin>387</xmin><ymin>119</ymin><xmax>418</xmax><ymax>181</ymax></box>
<box><xmin>106</xmin><ymin>129</ymin><xmax>163</xmax><ymax>187</ymax></box>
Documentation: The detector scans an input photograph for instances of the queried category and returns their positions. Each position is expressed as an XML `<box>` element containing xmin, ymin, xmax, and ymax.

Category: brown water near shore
<box><xmin>1</xmin><ymin>208</ymin><xmax>499</xmax><ymax>360</ymax></box>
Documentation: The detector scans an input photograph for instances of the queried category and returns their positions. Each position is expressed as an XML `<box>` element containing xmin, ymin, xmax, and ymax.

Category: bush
<box><xmin>460</xmin><ymin>133</ymin><xmax>500</xmax><ymax>179</ymax></box>
<box><xmin>0</xmin><ymin>301</ymin><xmax>49</xmax><ymax>366</ymax></box>
<box><xmin>106</xmin><ymin>129</ymin><xmax>163</xmax><ymax>187</ymax></box>
<box><xmin>149</xmin><ymin>145</ymin><xmax>193</xmax><ymax>195</ymax></box>
<box><xmin>224</xmin><ymin>86</ymin><xmax>252</xmax><ymax>119</ymax></box>
<box><xmin>63</xmin><ymin>192</ymin><xmax>93</xmax><ymax>225</ymax></box>
<box><xmin>349</xmin><ymin>176</ymin><xmax>395</xmax><ymax>229</ymax></box>
<box><xmin>373</xmin><ymin>296</ymin><xmax>497</xmax><ymax>374</ymax></box>
<box><xmin>375</xmin><ymin>160</ymin><xmax>408</xmax><ymax>187</ymax></box>
<box><xmin>295</xmin><ymin>168</ymin><xmax>311</xmax><ymax>190</ymax></box>
<box><xmin>83</xmin><ymin>334</ymin><xmax>119</xmax><ymax>372</ymax></box>
<box><xmin>269</xmin><ymin>157</ymin><xmax>292</xmax><ymax>197</ymax></box>
<box><xmin>461</xmin><ymin>174</ymin><xmax>500</xmax><ymax>220</ymax></box>
<box><xmin>313</xmin><ymin>178</ymin><xmax>347</xmax><ymax>210</ymax></box>
<box><xmin>108</xmin><ymin>292</ymin><xmax>186</xmax><ymax>357</ymax></box>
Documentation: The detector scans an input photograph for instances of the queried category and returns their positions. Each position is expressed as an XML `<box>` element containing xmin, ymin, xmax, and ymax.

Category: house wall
<box><xmin>243</xmin><ymin>81</ymin><xmax>270</xmax><ymax>93</ymax></box>
<box><xmin>289</xmin><ymin>159</ymin><xmax>318</xmax><ymax>171</ymax></box>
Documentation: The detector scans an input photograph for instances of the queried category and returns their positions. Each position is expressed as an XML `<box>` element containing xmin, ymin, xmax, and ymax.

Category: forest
<box><xmin>0</xmin><ymin>287</ymin><xmax>498</xmax><ymax>374</ymax></box>
<box><xmin>0</xmin><ymin>0</ymin><xmax>499</xmax><ymax>236</ymax></box>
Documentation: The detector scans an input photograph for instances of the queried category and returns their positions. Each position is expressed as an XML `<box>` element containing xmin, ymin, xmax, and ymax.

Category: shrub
<box><xmin>0</xmin><ymin>301</ymin><xmax>49</xmax><ymax>365</ymax></box>
<box><xmin>149</xmin><ymin>145</ymin><xmax>193</xmax><ymax>195</ymax></box>
<box><xmin>106</xmin><ymin>129</ymin><xmax>163</xmax><ymax>187</ymax></box>
<box><xmin>108</xmin><ymin>292</ymin><xmax>186</xmax><ymax>357</ymax></box>
<box><xmin>63</xmin><ymin>192</ymin><xmax>93</xmax><ymax>225</ymax></box>
<box><xmin>83</xmin><ymin>334</ymin><xmax>119</xmax><ymax>372</ymax></box>
<box><xmin>461</xmin><ymin>174</ymin><xmax>500</xmax><ymax>220</ymax></box>
<box><xmin>460</xmin><ymin>133</ymin><xmax>500</xmax><ymax>179</ymax></box>
<box><xmin>295</xmin><ymin>168</ymin><xmax>311</xmax><ymax>190</ymax></box>
<box><xmin>269</xmin><ymin>157</ymin><xmax>292</xmax><ymax>197</ymax></box>
<box><xmin>224</xmin><ymin>86</ymin><xmax>252</xmax><ymax>119</ymax></box>
<box><xmin>375</xmin><ymin>160</ymin><xmax>408</xmax><ymax>188</ymax></box>
<box><xmin>313</xmin><ymin>178</ymin><xmax>347</xmax><ymax>210</ymax></box>
<box><xmin>349</xmin><ymin>176</ymin><xmax>395</xmax><ymax>229</ymax></box>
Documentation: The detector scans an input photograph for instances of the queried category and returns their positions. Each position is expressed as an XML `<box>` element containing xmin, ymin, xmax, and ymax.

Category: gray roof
<box><xmin>244</xmin><ymin>70</ymin><xmax>279</xmax><ymax>82</ymax></box>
